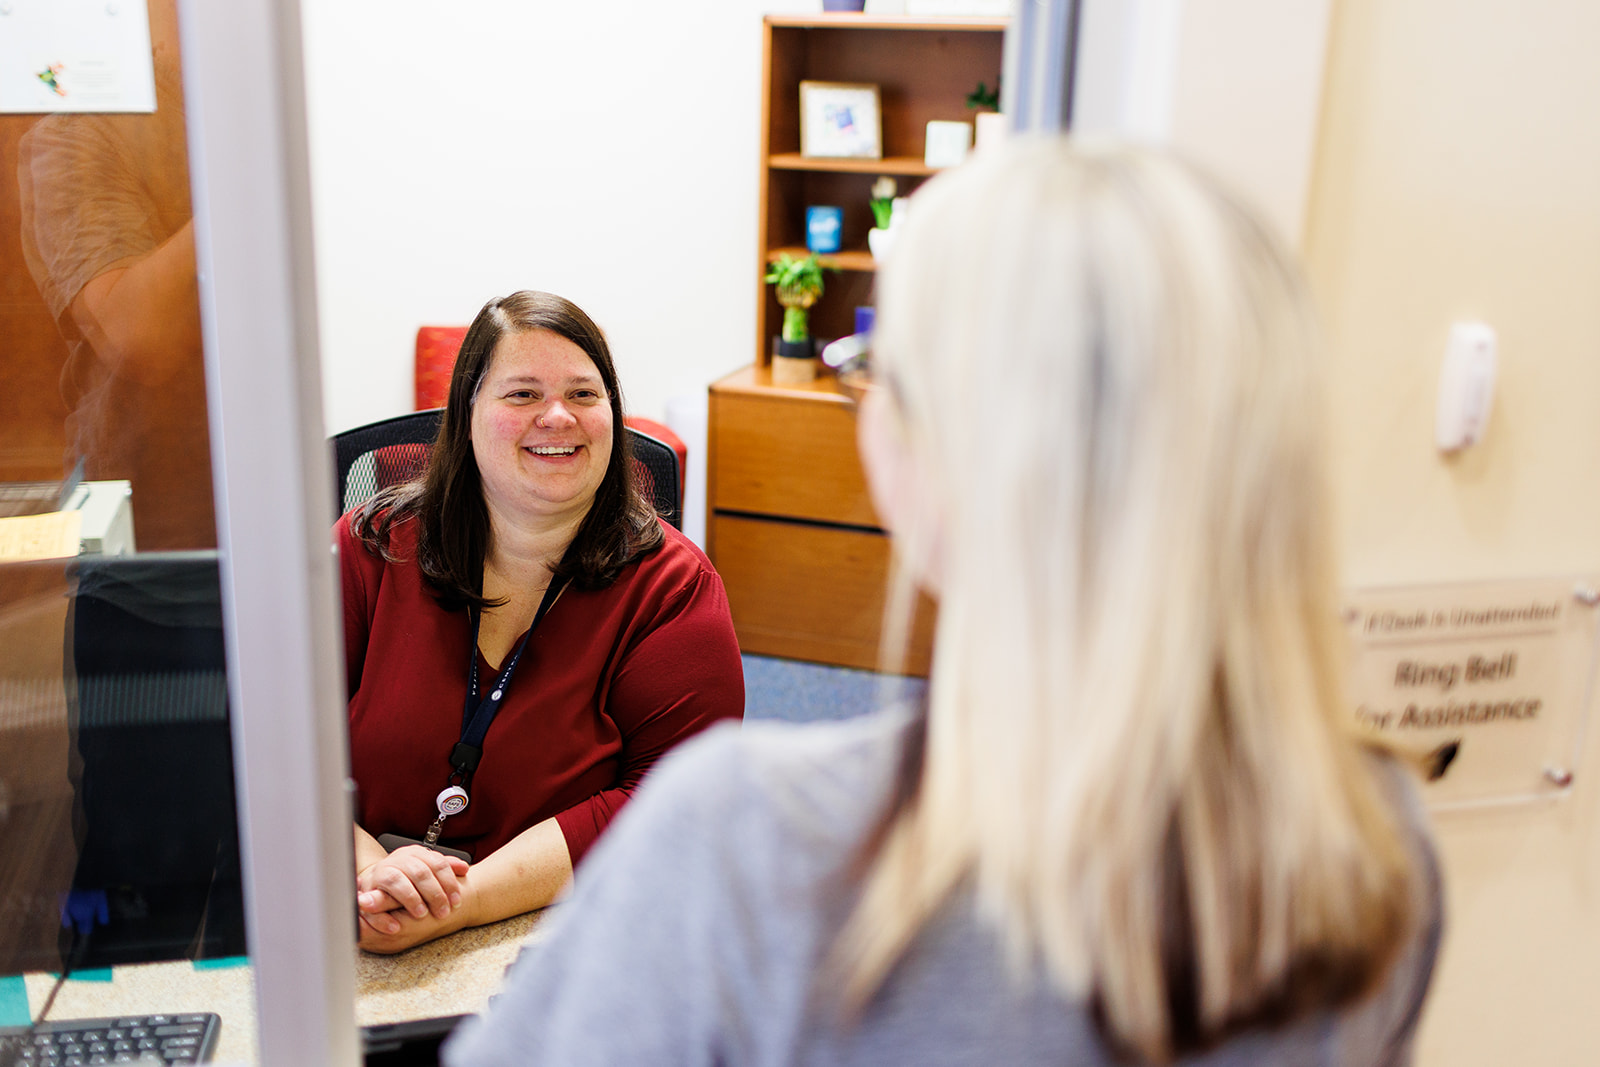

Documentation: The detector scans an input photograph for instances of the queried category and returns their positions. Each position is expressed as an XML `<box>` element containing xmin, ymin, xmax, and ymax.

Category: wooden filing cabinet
<box><xmin>707</xmin><ymin>365</ymin><xmax>934</xmax><ymax>675</ymax></box>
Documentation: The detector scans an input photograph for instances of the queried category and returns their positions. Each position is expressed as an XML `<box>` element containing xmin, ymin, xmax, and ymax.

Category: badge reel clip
<box><xmin>375</xmin><ymin>771</ymin><xmax>474</xmax><ymax>863</ymax></box>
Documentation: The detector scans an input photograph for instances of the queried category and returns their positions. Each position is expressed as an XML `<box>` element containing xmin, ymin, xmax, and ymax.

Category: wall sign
<box><xmin>1345</xmin><ymin>578</ymin><xmax>1599</xmax><ymax>808</ymax></box>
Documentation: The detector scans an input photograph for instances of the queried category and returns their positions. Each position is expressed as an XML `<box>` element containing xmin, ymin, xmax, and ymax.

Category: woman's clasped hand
<box><xmin>356</xmin><ymin>843</ymin><xmax>467</xmax><ymax>935</ymax></box>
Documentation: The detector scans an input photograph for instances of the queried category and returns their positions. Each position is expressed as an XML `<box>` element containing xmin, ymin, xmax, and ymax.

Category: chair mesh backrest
<box><xmin>627</xmin><ymin>428</ymin><xmax>682</xmax><ymax>531</ymax></box>
<box><xmin>332</xmin><ymin>409</ymin><xmax>444</xmax><ymax>516</ymax></box>
<box><xmin>331</xmin><ymin>408</ymin><xmax>682</xmax><ymax>529</ymax></box>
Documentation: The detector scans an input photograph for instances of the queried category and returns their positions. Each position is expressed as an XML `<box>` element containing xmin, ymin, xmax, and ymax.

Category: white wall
<box><xmin>300</xmin><ymin>0</ymin><xmax>811</xmax><ymax>437</ymax></box>
<box><xmin>1071</xmin><ymin>0</ymin><xmax>1333</xmax><ymax>246</ymax></box>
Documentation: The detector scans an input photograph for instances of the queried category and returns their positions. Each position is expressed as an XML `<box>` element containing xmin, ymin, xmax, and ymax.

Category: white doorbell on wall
<box><xmin>1435</xmin><ymin>322</ymin><xmax>1498</xmax><ymax>453</ymax></box>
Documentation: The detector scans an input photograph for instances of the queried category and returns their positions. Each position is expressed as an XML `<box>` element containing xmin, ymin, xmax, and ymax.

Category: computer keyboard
<box><xmin>0</xmin><ymin>1013</ymin><xmax>219</xmax><ymax>1065</ymax></box>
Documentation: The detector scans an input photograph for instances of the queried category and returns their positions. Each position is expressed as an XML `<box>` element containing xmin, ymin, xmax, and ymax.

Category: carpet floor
<box><xmin>740</xmin><ymin>654</ymin><xmax>925</xmax><ymax>724</ymax></box>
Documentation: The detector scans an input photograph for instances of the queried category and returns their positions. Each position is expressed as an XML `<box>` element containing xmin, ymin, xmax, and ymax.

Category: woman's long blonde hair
<box><xmin>840</xmin><ymin>139</ymin><xmax>1418</xmax><ymax>1062</ymax></box>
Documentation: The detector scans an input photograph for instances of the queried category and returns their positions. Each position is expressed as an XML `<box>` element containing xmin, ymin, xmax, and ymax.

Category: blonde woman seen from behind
<box><xmin>445</xmin><ymin>140</ymin><xmax>1442</xmax><ymax>1066</ymax></box>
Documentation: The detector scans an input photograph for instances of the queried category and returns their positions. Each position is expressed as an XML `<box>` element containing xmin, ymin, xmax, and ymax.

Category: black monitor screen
<box><xmin>0</xmin><ymin>551</ymin><xmax>246</xmax><ymax>976</ymax></box>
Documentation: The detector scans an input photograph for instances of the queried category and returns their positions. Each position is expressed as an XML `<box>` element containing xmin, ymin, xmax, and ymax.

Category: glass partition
<box><xmin>0</xmin><ymin>0</ymin><xmax>259</xmax><ymax>1060</ymax></box>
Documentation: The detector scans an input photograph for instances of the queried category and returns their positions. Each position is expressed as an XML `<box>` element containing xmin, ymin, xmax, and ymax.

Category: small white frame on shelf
<box><xmin>799</xmin><ymin>80</ymin><xmax>882</xmax><ymax>160</ymax></box>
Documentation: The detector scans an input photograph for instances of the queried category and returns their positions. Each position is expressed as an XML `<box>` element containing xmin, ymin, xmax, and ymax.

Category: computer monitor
<box><xmin>0</xmin><ymin>551</ymin><xmax>246</xmax><ymax>976</ymax></box>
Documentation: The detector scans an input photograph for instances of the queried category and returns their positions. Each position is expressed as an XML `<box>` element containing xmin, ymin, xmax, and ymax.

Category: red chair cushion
<box><xmin>415</xmin><ymin>326</ymin><xmax>468</xmax><ymax>410</ymax></box>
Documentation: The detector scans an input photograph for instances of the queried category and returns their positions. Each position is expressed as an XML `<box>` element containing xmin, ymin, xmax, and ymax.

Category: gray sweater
<box><xmin>445</xmin><ymin>709</ymin><xmax>1442</xmax><ymax>1067</ymax></box>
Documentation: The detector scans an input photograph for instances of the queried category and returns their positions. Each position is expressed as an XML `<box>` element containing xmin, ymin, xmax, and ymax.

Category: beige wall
<box><xmin>1303</xmin><ymin>0</ymin><xmax>1600</xmax><ymax>1060</ymax></box>
<box><xmin>1073</xmin><ymin>0</ymin><xmax>1333</xmax><ymax>246</ymax></box>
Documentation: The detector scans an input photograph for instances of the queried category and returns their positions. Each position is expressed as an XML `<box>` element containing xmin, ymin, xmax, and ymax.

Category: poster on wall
<box><xmin>1345</xmin><ymin>576</ymin><xmax>1600</xmax><ymax>809</ymax></box>
<box><xmin>0</xmin><ymin>0</ymin><xmax>157</xmax><ymax>113</ymax></box>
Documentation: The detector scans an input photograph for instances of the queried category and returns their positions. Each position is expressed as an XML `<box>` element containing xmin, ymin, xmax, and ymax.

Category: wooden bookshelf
<box><xmin>755</xmin><ymin>15</ymin><xmax>1007</xmax><ymax>353</ymax></box>
<box><xmin>767</xmin><ymin>153</ymin><xmax>939</xmax><ymax>177</ymax></box>
<box><xmin>766</xmin><ymin>246</ymin><xmax>876</xmax><ymax>273</ymax></box>
<box><xmin>705</xmin><ymin>15</ymin><xmax>1003</xmax><ymax>673</ymax></box>
<box><xmin>763</xmin><ymin>13</ymin><xmax>1007</xmax><ymax>31</ymax></box>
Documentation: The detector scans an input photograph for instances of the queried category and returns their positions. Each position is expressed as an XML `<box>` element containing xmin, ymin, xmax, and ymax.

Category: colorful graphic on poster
<box><xmin>36</xmin><ymin>63</ymin><xmax>66</xmax><ymax>97</ymax></box>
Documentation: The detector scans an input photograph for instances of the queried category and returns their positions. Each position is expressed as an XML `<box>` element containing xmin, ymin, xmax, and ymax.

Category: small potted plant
<box><xmin>967</xmin><ymin>78</ymin><xmax>1006</xmax><ymax>151</ymax></box>
<box><xmin>765</xmin><ymin>252</ymin><xmax>834</xmax><ymax>383</ymax></box>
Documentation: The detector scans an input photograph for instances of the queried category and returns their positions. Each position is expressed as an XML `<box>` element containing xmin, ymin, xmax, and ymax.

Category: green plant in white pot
<box><xmin>867</xmin><ymin>176</ymin><xmax>906</xmax><ymax>261</ymax></box>
<box><xmin>968</xmin><ymin>78</ymin><xmax>1007</xmax><ymax>152</ymax></box>
<box><xmin>765</xmin><ymin>252</ymin><xmax>833</xmax><ymax>383</ymax></box>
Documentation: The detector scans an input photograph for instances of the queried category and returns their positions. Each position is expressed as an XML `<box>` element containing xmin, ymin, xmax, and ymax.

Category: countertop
<box><xmin>17</xmin><ymin>910</ymin><xmax>549</xmax><ymax>1064</ymax></box>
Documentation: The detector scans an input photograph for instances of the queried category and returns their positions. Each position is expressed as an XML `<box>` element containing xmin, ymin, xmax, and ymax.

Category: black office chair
<box><xmin>332</xmin><ymin>408</ymin><xmax>682</xmax><ymax>529</ymax></box>
<box><xmin>625</xmin><ymin>426</ymin><xmax>684</xmax><ymax>530</ymax></box>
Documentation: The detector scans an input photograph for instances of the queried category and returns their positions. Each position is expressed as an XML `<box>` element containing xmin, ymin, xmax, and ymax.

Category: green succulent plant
<box><xmin>765</xmin><ymin>252</ymin><xmax>834</xmax><ymax>343</ymax></box>
<box><xmin>966</xmin><ymin>79</ymin><xmax>1001</xmax><ymax>111</ymax></box>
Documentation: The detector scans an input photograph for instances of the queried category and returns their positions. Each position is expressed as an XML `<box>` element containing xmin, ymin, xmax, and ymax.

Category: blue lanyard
<box><xmin>448</xmin><ymin>576</ymin><xmax>567</xmax><ymax>785</ymax></box>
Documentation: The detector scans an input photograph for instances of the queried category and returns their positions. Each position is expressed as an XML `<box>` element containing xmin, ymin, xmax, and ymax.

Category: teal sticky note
<box><xmin>192</xmin><ymin>956</ymin><xmax>249</xmax><ymax>971</ymax></box>
<box><xmin>42</xmin><ymin>968</ymin><xmax>114</xmax><ymax>984</ymax></box>
<box><xmin>0</xmin><ymin>976</ymin><xmax>31</xmax><ymax>1027</ymax></box>
<box><xmin>69</xmin><ymin>968</ymin><xmax>114</xmax><ymax>983</ymax></box>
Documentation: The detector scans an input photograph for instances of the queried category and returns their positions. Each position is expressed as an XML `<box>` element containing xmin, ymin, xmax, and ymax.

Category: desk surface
<box><xmin>17</xmin><ymin>910</ymin><xmax>548</xmax><ymax>1064</ymax></box>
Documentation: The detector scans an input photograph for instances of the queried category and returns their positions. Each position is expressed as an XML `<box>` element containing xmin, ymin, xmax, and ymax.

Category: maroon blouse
<box><xmin>338</xmin><ymin>514</ymin><xmax>744</xmax><ymax>865</ymax></box>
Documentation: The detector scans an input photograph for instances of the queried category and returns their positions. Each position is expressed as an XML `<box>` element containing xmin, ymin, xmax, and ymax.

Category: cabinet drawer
<box><xmin>711</xmin><ymin>514</ymin><xmax>934</xmax><ymax>675</ymax></box>
<box><xmin>710</xmin><ymin>387</ymin><xmax>880</xmax><ymax>527</ymax></box>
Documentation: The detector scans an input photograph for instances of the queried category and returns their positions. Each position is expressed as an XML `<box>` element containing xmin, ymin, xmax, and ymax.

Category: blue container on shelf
<box><xmin>806</xmin><ymin>206</ymin><xmax>843</xmax><ymax>254</ymax></box>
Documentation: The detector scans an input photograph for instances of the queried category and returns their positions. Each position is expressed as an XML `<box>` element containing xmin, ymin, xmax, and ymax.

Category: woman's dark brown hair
<box><xmin>350</xmin><ymin>291</ymin><xmax>663</xmax><ymax>607</ymax></box>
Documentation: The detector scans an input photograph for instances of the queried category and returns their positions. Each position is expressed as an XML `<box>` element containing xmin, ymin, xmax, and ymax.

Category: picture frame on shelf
<box><xmin>924</xmin><ymin>120</ymin><xmax>972</xmax><ymax>167</ymax></box>
<box><xmin>799</xmin><ymin>80</ymin><xmax>882</xmax><ymax>160</ymax></box>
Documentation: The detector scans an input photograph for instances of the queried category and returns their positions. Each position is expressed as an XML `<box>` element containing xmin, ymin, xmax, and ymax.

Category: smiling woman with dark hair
<box><xmin>338</xmin><ymin>290</ymin><xmax>743</xmax><ymax>954</ymax></box>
